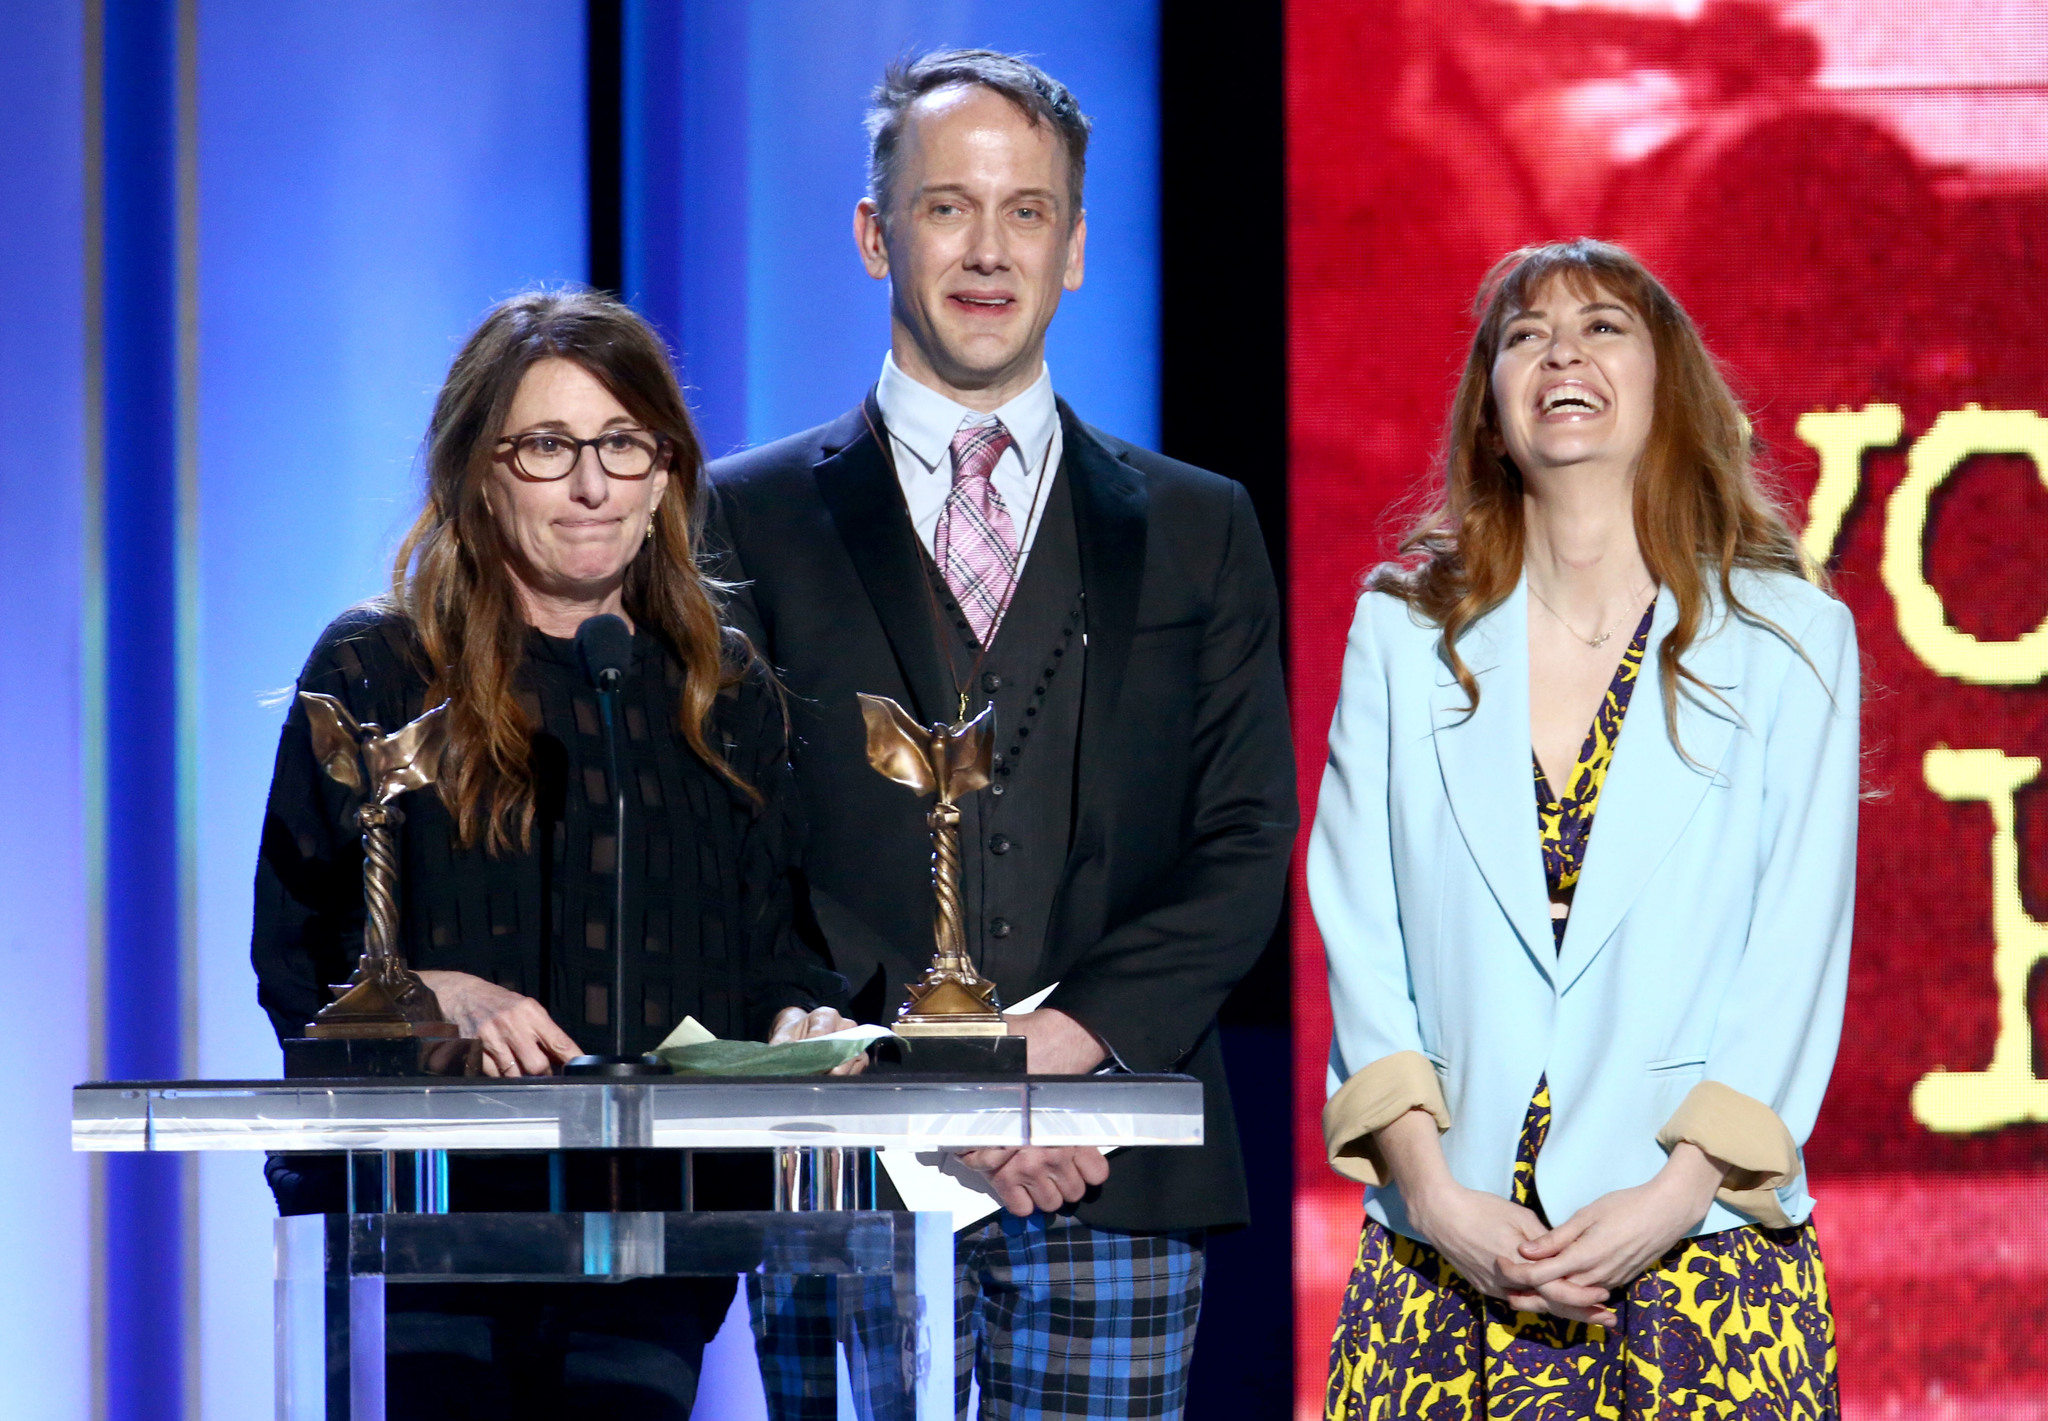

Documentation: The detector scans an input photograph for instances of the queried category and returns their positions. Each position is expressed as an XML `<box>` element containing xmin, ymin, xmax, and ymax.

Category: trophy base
<box><xmin>872</xmin><ymin>1033</ymin><xmax>1028</xmax><ymax>1075</ymax></box>
<box><xmin>284</xmin><ymin>1035</ymin><xmax>481</xmax><ymax>1078</ymax></box>
<box><xmin>894</xmin><ymin>1016</ymin><xmax>1009</xmax><ymax>1038</ymax></box>
<box><xmin>302</xmin><ymin>1018</ymin><xmax>461</xmax><ymax>1039</ymax></box>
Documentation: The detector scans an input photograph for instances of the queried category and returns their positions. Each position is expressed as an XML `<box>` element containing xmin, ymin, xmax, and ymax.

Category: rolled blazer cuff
<box><xmin>1323</xmin><ymin>1051</ymin><xmax>1451</xmax><ymax>1185</ymax></box>
<box><xmin>1657</xmin><ymin>1080</ymin><xmax>1800</xmax><ymax>1228</ymax></box>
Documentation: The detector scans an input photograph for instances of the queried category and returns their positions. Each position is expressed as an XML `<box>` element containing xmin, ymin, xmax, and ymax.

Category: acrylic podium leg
<box><xmin>275</xmin><ymin>1167</ymin><xmax>946</xmax><ymax>1420</ymax></box>
<box><xmin>761</xmin><ymin>1147</ymin><xmax>949</xmax><ymax>1421</ymax></box>
<box><xmin>910</xmin><ymin>1209</ymin><xmax>955</xmax><ymax>1421</ymax></box>
<box><xmin>276</xmin><ymin>1149</ymin><xmax>446</xmax><ymax>1421</ymax></box>
<box><xmin>774</xmin><ymin>1145</ymin><xmax>877</xmax><ymax>1211</ymax></box>
<box><xmin>275</xmin><ymin>1212</ymin><xmax>376</xmax><ymax>1421</ymax></box>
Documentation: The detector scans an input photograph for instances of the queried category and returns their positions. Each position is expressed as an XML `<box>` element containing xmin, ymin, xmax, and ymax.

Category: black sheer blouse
<box><xmin>252</xmin><ymin>606</ymin><xmax>841</xmax><ymax>1059</ymax></box>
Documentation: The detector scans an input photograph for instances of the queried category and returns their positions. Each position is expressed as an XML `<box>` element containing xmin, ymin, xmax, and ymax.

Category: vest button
<box><xmin>990</xmin><ymin>782</ymin><xmax>1005</xmax><ymax>796</ymax></box>
<box><xmin>989</xmin><ymin>834</ymin><xmax>1011</xmax><ymax>854</ymax></box>
<box><xmin>990</xmin><ymin>917</ymin><xmax>1012</xmax><ymax>939</ymax></box>
<box><xmin>982</xmin><ymin>672</ymin><xmax>1003</xmax><ymax>692</ymax></box>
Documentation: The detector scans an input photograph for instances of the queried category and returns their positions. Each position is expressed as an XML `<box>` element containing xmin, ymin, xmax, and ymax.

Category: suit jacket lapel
<box><xmin>1555</xmin><ymin>586</ymin><xmax>1742</xmax><ymax>993</ymax></box>
<box><xmin>1062</xmin><ymin>405</ymin><xmax>1147</xmax><ymax>800</ymax></box>
<box><xmin>810</xmin><ymin>392</ymin><xmax>954</xmax><ymax>725</ymax></box>
<box><xmin>1431</xmin><ymin>579</ymin><xmax>1559</xmax><ymax>985</ymax></box>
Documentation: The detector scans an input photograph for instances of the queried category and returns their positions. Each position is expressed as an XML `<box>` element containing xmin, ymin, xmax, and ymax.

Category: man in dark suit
<box><xmin>709</xmin><ymin>49</ymin><xmax>1294</xmax><ymax>1420</ymax></box>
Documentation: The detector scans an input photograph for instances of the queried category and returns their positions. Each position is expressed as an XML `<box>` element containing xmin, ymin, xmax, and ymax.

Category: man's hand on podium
<box><xmin>767</xmin><ymin>1005</ymin><xmax>870</xmax><ymax>1076</ymax></box>
<box><xmin>415</xmin><ymin>970</ymin><xmax>580</xmax><ymax>1077</ymax></box>
<box><xmin>1004</xmin><ymin>1007</ymin><xmax>1110</xmax><ymax>1074</ymax></box>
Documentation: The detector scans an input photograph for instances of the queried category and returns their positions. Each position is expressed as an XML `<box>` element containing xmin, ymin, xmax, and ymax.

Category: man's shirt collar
<box><xmin>875</xmin><ymin>352</ymin><xmax>1058</xmax><ymax>476</ymax></box>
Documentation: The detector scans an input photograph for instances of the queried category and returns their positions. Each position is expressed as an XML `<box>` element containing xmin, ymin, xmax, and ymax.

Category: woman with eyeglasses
<box><xmin>1312</xmin><ymin>240</ymin><xmax>1856</xmax><ymax>1419</ymax></box>
<box><xmin>251</xmin><ymin>289</ymin><xmax>854</xmax><ymax>1418</ymax></box>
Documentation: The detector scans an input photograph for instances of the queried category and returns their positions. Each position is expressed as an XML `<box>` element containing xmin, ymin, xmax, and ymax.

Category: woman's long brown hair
<box><xmin>1376</xmin><ymin>239</ymin><xmax>1823</xmax><ymax>743</ymax></box>
<box><xmin>390</xmin><ymin>288</ymin><xmax>746</xmax><ymax>853</ymax></box>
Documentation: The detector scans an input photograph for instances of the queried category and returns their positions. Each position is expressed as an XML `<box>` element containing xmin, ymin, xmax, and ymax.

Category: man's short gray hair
<box><xmin>865</xmin><ymin>50</ymin><xmax>1091</xmax><ymax>221</ymax></box>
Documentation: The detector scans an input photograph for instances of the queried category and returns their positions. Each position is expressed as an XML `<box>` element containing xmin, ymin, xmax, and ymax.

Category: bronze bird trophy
<box><xmin>860</xmin><ymin>694</ymin><xmax>1027</xmax><ymax>1072</ymax></box>
<box><xmin>284</xmin><ymin>695</ymin><xmax>478</xmax><ymax>1077</ymax></box>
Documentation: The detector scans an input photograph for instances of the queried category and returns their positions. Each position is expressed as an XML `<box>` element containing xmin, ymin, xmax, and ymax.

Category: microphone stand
<box><xmin>563</xmin><ymin>616</ymin><xmax>670</xmax><ymax>1216</ymax></box>
<box><xmin>599</xmin><ymin>668</ymin><xmax>629</xmax><ymax>1061</ymax></box>
<box><xmin>567</xmin><ymin>622</ymin><xmax>668</xmax><ymax>1080</ymax></box>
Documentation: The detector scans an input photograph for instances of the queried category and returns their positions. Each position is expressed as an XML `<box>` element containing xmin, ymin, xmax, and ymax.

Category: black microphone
<box><xmin>575</xmin><ymin>612</ymin><xmax>633</xmax><ymax>695</ymax></box>
<box><xmin>566</xmin><ymin>614</ymin><xmax>668</xmax><ymax>1076</ymax></box>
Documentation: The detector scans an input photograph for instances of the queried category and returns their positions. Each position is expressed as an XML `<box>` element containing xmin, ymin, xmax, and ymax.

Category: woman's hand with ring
<box><xmin>415</xmin><ymin>969</ymin><xmax>581</xmax><ymax>1077</ymax></box>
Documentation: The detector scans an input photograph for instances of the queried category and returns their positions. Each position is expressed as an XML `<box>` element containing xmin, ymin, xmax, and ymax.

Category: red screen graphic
<box><xmin>1287</xmin><ymin>3</ymin><xmax>2048</xmax><ymax>1415</ymax></box>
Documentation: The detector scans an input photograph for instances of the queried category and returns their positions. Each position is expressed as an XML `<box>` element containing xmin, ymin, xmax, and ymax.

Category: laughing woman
<box><xmin>1311</xmin><ymin>240</ymin><xmax>1857</xmax><ymax>1420</ymax></box>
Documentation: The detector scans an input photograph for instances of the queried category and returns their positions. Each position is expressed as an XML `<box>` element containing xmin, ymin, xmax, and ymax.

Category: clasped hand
<box><xmin>953</xmin><ymin>1007</ymin><xmax>1115</xmax><ymax>1217</ymax></box>
<box><xmin>1414</xmin><ymin>1142</ymin><xmax>1725</xmax><ymax>1328</ymax></box>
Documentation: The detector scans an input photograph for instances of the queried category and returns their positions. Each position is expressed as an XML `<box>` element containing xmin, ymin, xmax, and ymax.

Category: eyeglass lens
<box><xmin>512</xmin><ymin>431</ymin><xmax>658</xmax><ymax>480</ymax></box>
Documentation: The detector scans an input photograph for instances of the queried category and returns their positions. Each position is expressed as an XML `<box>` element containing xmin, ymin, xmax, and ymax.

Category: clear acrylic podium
<box><xmin>73</xmin><ymin>1074</ymin><xmax>1203</xmax><ymax>1419</ymax></box>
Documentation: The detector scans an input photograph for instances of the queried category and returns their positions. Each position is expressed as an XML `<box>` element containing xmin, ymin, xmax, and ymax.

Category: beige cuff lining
<box><xmin>1323</xmin><ymin>1051</ymin><xmax>1451</xmax><ymax>1186</ymax></box>
<box><xmin>1656</xmin><ymin>1080</ymin><xmax>1800</xmax><ymax>1228</ymax></box>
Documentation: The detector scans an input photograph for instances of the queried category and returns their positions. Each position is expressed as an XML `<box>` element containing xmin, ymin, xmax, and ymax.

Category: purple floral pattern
<box><xmin>1325</xmin><ymin>1084</ymin><xmax>1839</xmax><ymax>1420</ymax></box>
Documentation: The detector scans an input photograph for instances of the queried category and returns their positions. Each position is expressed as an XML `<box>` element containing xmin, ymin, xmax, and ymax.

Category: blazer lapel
<box><xmin>1431</xmin><ymin>579</ymin><xmax>1558</xmax><ymax>984</ymax></box>
<box><xmin>1554</xmin><ymin>586</ymin><xmax>1742</xmax><ymax>993</ymax></box>
<box><xmin>1063</xmin><ymin>406</ymin><xmax>1148</xmax><ymax>794</ymax></box>
<box><xmin>810</xmin><ymin>392</ymin><xmax>954</xmax><ymax>725</ymax></box>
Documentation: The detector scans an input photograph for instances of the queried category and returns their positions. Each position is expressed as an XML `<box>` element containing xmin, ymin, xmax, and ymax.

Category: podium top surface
<box><xmin>71</xmin><ymin>1073</ymin><xmax>1204</xmax><ymax>1152</ymax></box>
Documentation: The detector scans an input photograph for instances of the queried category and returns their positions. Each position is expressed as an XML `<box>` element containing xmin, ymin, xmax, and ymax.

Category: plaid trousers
<box><xmin>749</xmin><ymin>1213</ymin><xmax>1206</xmax><ymax>1421</ymax></box>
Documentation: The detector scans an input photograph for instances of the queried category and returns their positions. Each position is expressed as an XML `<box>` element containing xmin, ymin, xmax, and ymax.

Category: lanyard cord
<box><xmin>860</xmin><ymin>402</ymin><xmax>1059</xmax><ymax>723</ymax></box>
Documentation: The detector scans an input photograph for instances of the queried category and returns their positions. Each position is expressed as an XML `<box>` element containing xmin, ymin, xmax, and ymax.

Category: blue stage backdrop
<box><xmin>190</xmin><ymin>7</ymin><xmax>588</xmax><ymax>1419</ymax></box>
<box><xmin>0</xmin><ymin>4</ymin><xmax>94</xmax><ymax>1419</ymax></box>
<box><xmin>621</xmin><ymin>0</ymin><xmax>1160</xmax><ymax>458</ymax></box>
<box><xmin>1</xmin><ymin>3</ymin><xmax>1160</xmax><ymax>1418</ymax></box>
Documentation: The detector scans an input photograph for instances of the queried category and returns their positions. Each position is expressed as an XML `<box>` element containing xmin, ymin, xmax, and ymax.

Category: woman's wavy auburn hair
<box><xmin>1375</xmin><ymin>238</ymin><xmax>1822</xmax><ymax>741</ymax></box>
<box><xmin>391</xmin><ymin>288</ymin><xmax>745</xmax><ymax>853</ymax></box>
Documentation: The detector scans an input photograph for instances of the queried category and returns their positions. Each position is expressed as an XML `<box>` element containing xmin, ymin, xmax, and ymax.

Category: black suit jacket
<box><xmin>706</xmin><ymin>395</ymin><xmax>1296</xmax><ymax>1231</ymax></box>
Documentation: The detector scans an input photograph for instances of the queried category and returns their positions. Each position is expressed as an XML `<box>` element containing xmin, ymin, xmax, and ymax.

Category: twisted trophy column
<box><xmin>928</xmin><ymin>801</ymin><xmax>966</xmax><ymax>975</ymax></box>
<box><xmin>357</xmin><ymin>802</ymin><xmax>404</xmax><ymax>967</ymax></box>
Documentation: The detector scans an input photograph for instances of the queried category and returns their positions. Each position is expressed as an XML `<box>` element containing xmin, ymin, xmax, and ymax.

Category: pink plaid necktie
<box><xmin>935</xmin><ymin>420</ymin><xmax>1020</xmax><ymax>643</ymax></box>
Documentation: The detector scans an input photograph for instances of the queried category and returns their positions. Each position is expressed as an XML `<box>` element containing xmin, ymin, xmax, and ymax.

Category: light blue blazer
<box><xmin>1309</xmin><ymin>567</ymin><xmax>1857</xmax><ymax>1240</ymax></box>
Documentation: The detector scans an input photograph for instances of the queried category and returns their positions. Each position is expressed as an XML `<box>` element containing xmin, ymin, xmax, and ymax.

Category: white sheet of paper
<box><xmin>879</xmin><ymin>983</ymin><xmax>1111</xmax><ymax>1233</ymax></box>
<box><xmin>801</xmin><ymin>1022</ymin><xmax>902</xmax><ymax>1045</ymax></box>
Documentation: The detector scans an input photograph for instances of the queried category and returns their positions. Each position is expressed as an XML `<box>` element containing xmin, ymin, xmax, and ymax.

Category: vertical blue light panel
<box><xmin>676</xmin><ymin>0</ymin><xmax>754</xmax><ymax>457</ymax></box>
<box><xmin>101</xmin><ymin>2</ymin><xmax>194</xmax><ymax>1418</ymax></box>
<box><xmin>0</xmin><ymin>4</ymin><xmax>94</xmax><ymax>1418</ymax></box>
<box><xmin>633</xmin><ymin>0</ymin><xmax>1159</xmax><ymax>458</ymax></box>
<box><xmin>192</xmin><ymin>4</ymin><xmax>587</xmax><ymax>1418</ymax></box>
<box><xmin>623</xmin><ymin>0</ymin><xmax>687</xmax><ymax>354</ymax></box>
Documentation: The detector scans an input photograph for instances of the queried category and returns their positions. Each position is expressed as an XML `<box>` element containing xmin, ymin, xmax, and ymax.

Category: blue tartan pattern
<box><xmin>748</xmin><ymin>1273</ymin><xmax>911</xmax><ymax>1420</ymax></box>
<box><xmin>750</xmin><ymin>1214</ymin><xmax>1205</xmax><ymax>1420</ymax></box>
<box><xmin>958</xmin><ymin>1213</ymin><xmax>1205</xmax><ymax>1421</ymax></box>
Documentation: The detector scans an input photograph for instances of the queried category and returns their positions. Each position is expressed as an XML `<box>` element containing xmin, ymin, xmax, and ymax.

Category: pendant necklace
<box><xmin>1528</xmin><ymin>576</ymin><xmax>1654</xmax><ymax>650</ymax></box>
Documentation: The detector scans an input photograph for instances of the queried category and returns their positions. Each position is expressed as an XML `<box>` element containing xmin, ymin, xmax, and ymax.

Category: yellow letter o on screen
<box><xmin>1883</xmin><ymin>406</ymin><xmax>2048</xmax><ymax>686</ymax></box>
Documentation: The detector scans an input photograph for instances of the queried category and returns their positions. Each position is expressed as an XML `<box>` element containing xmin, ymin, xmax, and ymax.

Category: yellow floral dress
<box><xmin>1325</xmin><ymin>607</ymin><xmax>1838</xmax><ymax>1420</ymax></box>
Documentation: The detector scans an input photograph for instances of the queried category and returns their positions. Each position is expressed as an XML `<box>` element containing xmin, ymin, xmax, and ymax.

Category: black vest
<box><xmin>924</xmin><ymin>468</ymin><xmax>1086</xmax><ymax>1000</ymax></box>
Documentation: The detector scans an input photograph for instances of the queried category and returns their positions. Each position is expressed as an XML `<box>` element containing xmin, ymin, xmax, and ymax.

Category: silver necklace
<box><xmin>1528</xmin><ymin>577</ymin><xmax>1654</xmax><ymax>650</ymax></box>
